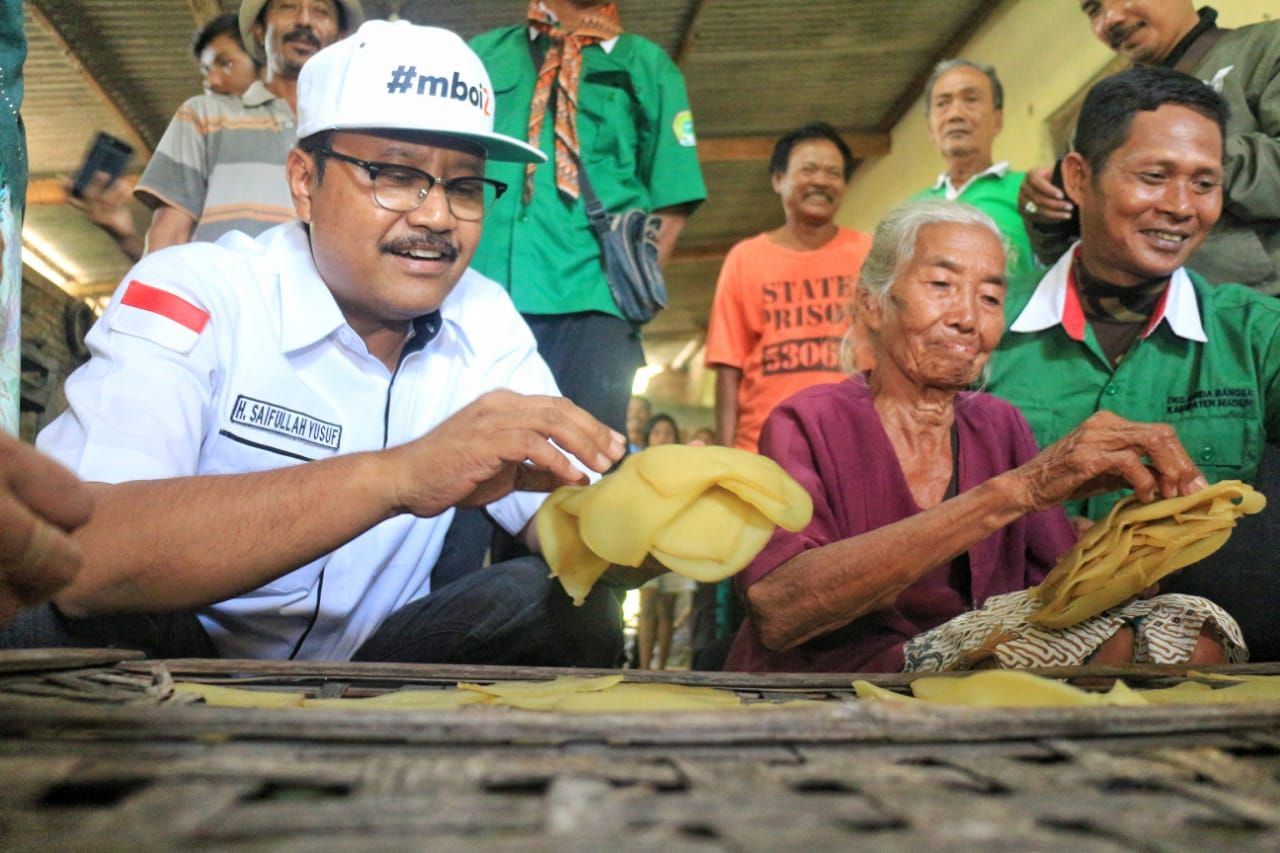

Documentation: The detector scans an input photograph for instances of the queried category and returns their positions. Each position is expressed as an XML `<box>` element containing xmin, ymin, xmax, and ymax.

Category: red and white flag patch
<box><xmin>109</xmin><ymin>280</ymin><xmax>210</xmax><ymax>354</ymax></box>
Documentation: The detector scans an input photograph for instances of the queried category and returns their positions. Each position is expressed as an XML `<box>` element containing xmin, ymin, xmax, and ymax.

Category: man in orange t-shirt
<box><xmin>705</xmin><ymin>122</ymin><xmax>872</xmax><ymax>451</ymax></box>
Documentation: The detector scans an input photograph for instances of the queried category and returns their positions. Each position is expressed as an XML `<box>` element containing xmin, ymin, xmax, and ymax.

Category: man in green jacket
<box><xmin>1020</xmin><ymin>3</ymin><xmax>1280</xmax><ymax>294</ymax></box>
<box><xmin>989</xmin><ymin>66</ymin><xmax>1280</xmax><ymax>659</ymax></box>
<box><xmin>469</xmin><ymin>1</ymin><xmax>706</xmax><ymax>437</ymax></box>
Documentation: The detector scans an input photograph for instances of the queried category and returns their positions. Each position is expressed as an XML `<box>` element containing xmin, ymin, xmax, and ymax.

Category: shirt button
<box><xmin>1104</xmin><ymin>384</ymin><xmax>1118</xmax><ymax>396</ymax></box>
<box><xmin>1200</xmin><ymin>446</ymin><xmax>1215</xmax><ymax>462</ymax></box>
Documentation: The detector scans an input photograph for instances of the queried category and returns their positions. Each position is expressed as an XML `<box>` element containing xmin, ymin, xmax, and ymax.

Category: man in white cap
<box><xmin>132</xmin><ymin>0</ymin><xmax>361</xmax><ymax>254</ymax></box>
<box><xmin>2</xmin><ymin>21</ymin><xmax>630</xmax><ymax>666</ymax></box>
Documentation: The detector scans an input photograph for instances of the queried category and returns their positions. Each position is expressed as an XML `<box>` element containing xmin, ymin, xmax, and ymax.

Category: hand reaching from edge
<box><xmin>0</xmin><ymin>434</ymin><xmax>94</xmax><ymax>624</ymax></box>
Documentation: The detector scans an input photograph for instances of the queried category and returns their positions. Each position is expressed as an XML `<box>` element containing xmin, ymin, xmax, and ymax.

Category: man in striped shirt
<box><xmin>133</xmin><ymin>0</ymin><xmax>362</xmax><ymax>252</ymax></box>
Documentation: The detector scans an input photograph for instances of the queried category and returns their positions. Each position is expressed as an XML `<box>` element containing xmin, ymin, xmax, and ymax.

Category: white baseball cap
<box><xmin>296</xmin><ymin>20</ymin><xmax>545</xmax><ymax>164</ymax></box>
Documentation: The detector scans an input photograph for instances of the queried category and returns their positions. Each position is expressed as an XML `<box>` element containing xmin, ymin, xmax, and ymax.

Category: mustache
<box><xmin>380</xmin><ymin>234</ymin><xmax>459</xmax><ymax>260</ymax></box>
<box><xmin>283</xmin><ymin>26</ymin><xmax>321</xmax><ymax>48</ymax></box>
<box><xmin>1106</xmin><ymin>23</ymin><xmax>1139</xmax><ymax>49</ymax></box>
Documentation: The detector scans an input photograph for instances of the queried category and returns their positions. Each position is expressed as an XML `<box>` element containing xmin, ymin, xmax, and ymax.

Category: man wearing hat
<box><xmin>132</xmin><ymin>0</ymin><xmax>361</xmax><ymax>254</ymax></box>
<box><xmin>3</xmin><ymin>21</ymin><xmax>630</xmax><ymax>666</ymax></box>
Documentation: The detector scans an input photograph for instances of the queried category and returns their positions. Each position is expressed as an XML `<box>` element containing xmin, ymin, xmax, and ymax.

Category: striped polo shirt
<box><xmin>135</xmin><ymin>80</ymin><xmax>297</xmax><ymax>243</ymax></box>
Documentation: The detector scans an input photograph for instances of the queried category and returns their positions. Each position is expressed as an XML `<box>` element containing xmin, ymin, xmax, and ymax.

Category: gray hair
<box><xmin>839</xmin><ymin>199</ymin><xmax>1007</xmax><ymax>373</ymax></box>
<box><xmin>924</xmin><ymin>59</ymin><xmax>1004</xmax><ymax>115</ymax></box>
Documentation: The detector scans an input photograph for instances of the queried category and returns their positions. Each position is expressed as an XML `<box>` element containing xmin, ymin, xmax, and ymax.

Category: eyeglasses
<box><xmin>312</xmin><ymin>147</ymin><xmax>508</xmax><ymax>221</ymax></box>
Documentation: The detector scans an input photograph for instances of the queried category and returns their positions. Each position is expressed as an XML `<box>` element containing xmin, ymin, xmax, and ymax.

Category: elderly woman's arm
<box><xmin>748</xmin><ymin>412</ymin><xmax>1207</xmax><ymax>652</ymax></box>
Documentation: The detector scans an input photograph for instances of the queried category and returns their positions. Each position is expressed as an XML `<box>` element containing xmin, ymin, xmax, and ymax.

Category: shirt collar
<box><xmin>1161</xmin><ymin>6</ymin><xmax>1219</xmax><ymax>68</ymax></box>
<box><xmin>1009</xmin><ymin>244</ymin><xmax>1207</xmax><ymax>343</ymax></box>
<box><xmin>241</xmin><ymin>79</ymin><xmax>282</xmax><ymax>109</ymax></box>
<box><xmin>267</xmin><ymin>223</ymin><xmax>444</xmax><ymax>357</ymax></box>
<box><xmin>272</xmin><ymin>223</ymin><xmax>348</xmax><ymax>353</ymax></box>
<box><xmin>932</xmin><ymin>161</ymin><xmax>1009</xmax><ymax>199</ymax></box>
<box><xmin>433</xmin><ymin>267</ymin><xmax>496</xmax><ymax>362</ymax></box>
<box><xmin>527</xmin><ymin>3</ymin><xmax>619</xmax><ymax>52</ymax></box>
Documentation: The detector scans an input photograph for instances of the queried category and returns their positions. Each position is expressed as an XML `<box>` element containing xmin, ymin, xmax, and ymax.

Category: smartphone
<box><xmin>70</xmin><ymin>132</ymin><xmax>134</xmax><ymax>198</ymax></box>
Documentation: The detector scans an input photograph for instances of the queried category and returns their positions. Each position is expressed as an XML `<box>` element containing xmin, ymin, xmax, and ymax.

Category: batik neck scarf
<box><xmin>1074</xmin><ymin>256</ymin><xmax>1169</xmax><ymax>323</ymax></box>
<box><xmin>1074</xmin><ymin>256</ymin><xmax>1170</xmax><ymax>366</ymax></box>
<box><xmin>525</xmin><ymin>0</ymin><xmax>623</xmax><ymax>203</ymax></box>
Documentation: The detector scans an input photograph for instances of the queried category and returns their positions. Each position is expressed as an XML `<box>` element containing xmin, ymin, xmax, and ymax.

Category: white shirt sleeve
<box><xmin>36</xmin><ymin>249</ymin><xmax>227</xmax><ymax>483</ymax></box>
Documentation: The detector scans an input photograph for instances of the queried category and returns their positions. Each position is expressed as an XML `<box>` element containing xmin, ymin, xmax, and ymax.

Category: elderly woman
<box><xmin>725</xmin><ymin>200</ymin><xmax>1245</xmax><ymax>673</ymax></box>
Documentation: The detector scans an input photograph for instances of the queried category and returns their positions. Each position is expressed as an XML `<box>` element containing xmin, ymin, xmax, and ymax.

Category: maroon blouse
<box><xmin>724</xmin><ymin>377</ymin><xmax>1076</xmax><ymax>673</ymax></box>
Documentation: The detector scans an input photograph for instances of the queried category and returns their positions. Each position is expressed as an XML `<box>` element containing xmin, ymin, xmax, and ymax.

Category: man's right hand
<box><xmin>1018</xmin><ymin>165</ymin><xmax>1075</xmax><ymax>226</ymax></box>
<box><xmin>65</xmin><ymin>172</ymin><xmax>137</xmax><ymax>241</ymax></box>
<box><xmin>0</xmin><ymin>434</ymin><xmax>94</xmax><ymax>624</ymax></box>
<box><xmin>384</xmin><ymin>390</ymin><xmax>625</xmax><ymax>519</ymax></box>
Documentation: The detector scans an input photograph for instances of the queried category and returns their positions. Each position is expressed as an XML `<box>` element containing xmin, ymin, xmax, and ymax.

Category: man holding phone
<box><xmin>133</xmin><ymin>0</ymin><xmax>360</xmax><ymax>253</ymax></box>
<box><xmin>67</xmin><ymin>16</ymin><xmax>262</xmax><ymax>264</ymax></box>
<box><xmin>1018</xmin><ymin>2</ymin><xmax>1280</xmax><ymax>294</ymax></box>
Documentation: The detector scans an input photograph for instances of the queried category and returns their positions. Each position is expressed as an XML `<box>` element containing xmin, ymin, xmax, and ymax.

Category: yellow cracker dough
<box><xmin>301</xmin><ymin>689</ymin><xmax>485</xmax><ymax>711</ymax></box>
<box><xmin>550</xmin><ymin>683</ymin><xmax>743</xmax><ymax>713</ymax></box>
<box><xmin>1137</xmin><ymin>676</ymin><xmax>1280</xmax><ymax>704</ymax></box>
<box><xmin>855</xmin><ymin>671</ymin><xmax>1145</xmax><ymax>707</ymax></box>
<box><xmin>538</xmin><ymin>445</ymin><xmax>813</xmax><ymax>605</ymax></box>
<box><xmin>172</xmin><ymin>682</ymin><xmax>305</xmax><ymax>708</ymax></box>
<box><xmin>1029</xmin><ymin>481</ymin><xmax>1265</xmax><ymax>628</ymax></box>
<box><xmin>456</xmin><ymin>674</ymin><xmax>624</xmax><ymax>711</ymax></box>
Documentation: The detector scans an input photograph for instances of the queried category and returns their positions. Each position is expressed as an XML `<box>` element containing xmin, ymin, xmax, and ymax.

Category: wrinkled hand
<box><xmin>0</xmin><ymin>434</ymin><xmax>94</xmax><ymax>625</ymax></box>
<box><xmin>1018</xmin><ymin>166</ymin><xmax>1074</xmax><ymax>226</ymax></box>
<box><xmin>386</xmin><ymin>390</ymin><xmax>624</xmax><ymax>519</ymax></box>
<box><xmin>1011</xmin><ymin>411</ymin><xmax>1207</xmax><ymax>513</ymax></box>
<box><xmin>64</xmin><ymin>172</ymin><xmax>137</xmax><ymax>240</ymax></box>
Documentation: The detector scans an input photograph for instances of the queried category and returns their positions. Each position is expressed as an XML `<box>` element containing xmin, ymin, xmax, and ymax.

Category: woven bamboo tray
<box><xmin>2</xmin><ymin>650</ymin><xmax>1278</xmax><ymax>850</ymax></box>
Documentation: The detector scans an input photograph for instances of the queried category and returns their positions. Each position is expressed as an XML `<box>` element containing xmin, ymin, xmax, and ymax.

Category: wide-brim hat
<box><xmin>296</xmin><ymin>20</ymin><xmax>546</xmax><ymax>164</ymax></box>
<box><xmin>239</xmin><ymin>0</ymin><xmax>366</xmax><ymax>62</ymax></box>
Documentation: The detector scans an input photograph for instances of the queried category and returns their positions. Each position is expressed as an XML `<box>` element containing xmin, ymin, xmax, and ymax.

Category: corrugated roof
<box><xmin>20</xmin><ymin>0</ymin><xmax>1002</xmax><ymax>364</ymax></box>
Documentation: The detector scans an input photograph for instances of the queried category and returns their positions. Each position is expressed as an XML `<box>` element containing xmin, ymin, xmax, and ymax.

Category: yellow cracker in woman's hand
<box><xmin>1029</xmin><ymin>481</ymin><xmax>1265</xmax><ymax>628</ymax></box>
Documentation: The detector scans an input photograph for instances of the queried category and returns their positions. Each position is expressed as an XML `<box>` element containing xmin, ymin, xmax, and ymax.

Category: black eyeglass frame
<box><xmin>310</xmin><ymin>147</ymin><xmax>508</xmax><ymax>220</ymax></box>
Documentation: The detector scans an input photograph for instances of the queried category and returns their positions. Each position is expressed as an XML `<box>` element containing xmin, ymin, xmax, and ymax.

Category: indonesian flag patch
<box><xmin>109</xmin><ymin>280</ymin><xmax>210</xmax><ymax>354</ymax></box>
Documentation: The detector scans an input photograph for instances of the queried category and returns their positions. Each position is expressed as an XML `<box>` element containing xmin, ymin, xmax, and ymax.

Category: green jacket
<box><xmin>469</xmin><ymin>26</ymin><xmax>706</xmax><ymax>318</ymax></box>
<box><xmin>988</xmin><ymin>253</ymin><xmax>1280</xmax><ymax>520</ymax></box>
<box><xmin>1028</xmin><ymin>9</ymin><xmax>1280</xmax><ymax>294</ymax></box>
<box><xmin>1186</xmin><ymin>15</ymin><xmax>1280</xmax><ymax>293</ymax></box>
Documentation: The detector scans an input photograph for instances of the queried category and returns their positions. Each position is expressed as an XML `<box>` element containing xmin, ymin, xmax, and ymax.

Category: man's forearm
<box><xmin>59</xmin><ymin>451</ymin><xmax>398</xmax><ymax>616</ymax></box>
<box><xmin>714</xmin><ymin>365</ymin><xmax>742</xmax><ymax>447</ymax></box>
<box><xmin>144</xmin><ymin>205</ymin><xmax>196</xmax><ymax>254</ymax></box>
<box><xmin>654</xmin><ymin>205</ymin><xmax>691</xmax><ymax>268</ymax></box>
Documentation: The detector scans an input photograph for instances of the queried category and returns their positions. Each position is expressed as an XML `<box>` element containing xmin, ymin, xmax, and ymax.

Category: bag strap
<box><xmin>573</xmin><ymin>154</ymin><xmax>613</xmax><ymax>241</ymax></box>
<box><xmin>526</xmin><ymin>33</ymin><xmax>611</xmax><ymax>241</ymax></box>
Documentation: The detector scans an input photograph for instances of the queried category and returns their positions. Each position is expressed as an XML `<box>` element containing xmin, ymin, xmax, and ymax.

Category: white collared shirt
<box><xmin>1009</xmin><ymin>244</ymin><xmax>1207</xmax><ymax>344</ymax></box>
<box><xmin>931</xmin><ymin>160</ymin><xmax>1010</xmax><ymax>201</ymax></box>
<box><xmin>39</xmin><ymin>222</ymin><xmax>561</xmax><ymax>660</ymax></box>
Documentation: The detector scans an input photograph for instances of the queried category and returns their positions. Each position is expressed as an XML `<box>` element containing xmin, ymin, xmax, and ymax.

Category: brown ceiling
<box><xmin>20</xmin><ymin>0</ymin><xmax>1002</xmax><ymax>366</ymax></box>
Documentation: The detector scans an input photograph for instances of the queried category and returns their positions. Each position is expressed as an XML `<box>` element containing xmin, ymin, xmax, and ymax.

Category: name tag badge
<box><xmin>229</xmin><ymin>395</ymin><xmax>343</xmax><ymax>451</ymax></box>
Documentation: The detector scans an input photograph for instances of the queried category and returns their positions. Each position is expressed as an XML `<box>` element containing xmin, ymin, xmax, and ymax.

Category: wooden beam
<box><xmin>67</xmin><ymin>280</ymin><xmax>122</xmax><ymax>299</ymax></box>
<box><xmin>26</xmin><ymin>1</ymin><xmax>154</xmax><ymax>157</ymax></box>
<box><xmin>674</xmin><ymin>0</ymin><xmax>713</xmax><ymax>67</ymax></box>
<box><xmin>698</xmin><ymin>132</ymin><xmax>889</xmax><ymax>164</ymax></box>
<box><xmin>26</xmin><ymin>174</ymin><xmax>141</xmax><ymax>207</ymax></box>
<box><xmin>669</xmin><ymin>241</ymin><xmax>736</xmax><ymax>265</ymax></box>
<box><xmin>188</xmin><ymin>0</ymin><xmax>222</xmax><ymax>26</ymax></box>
